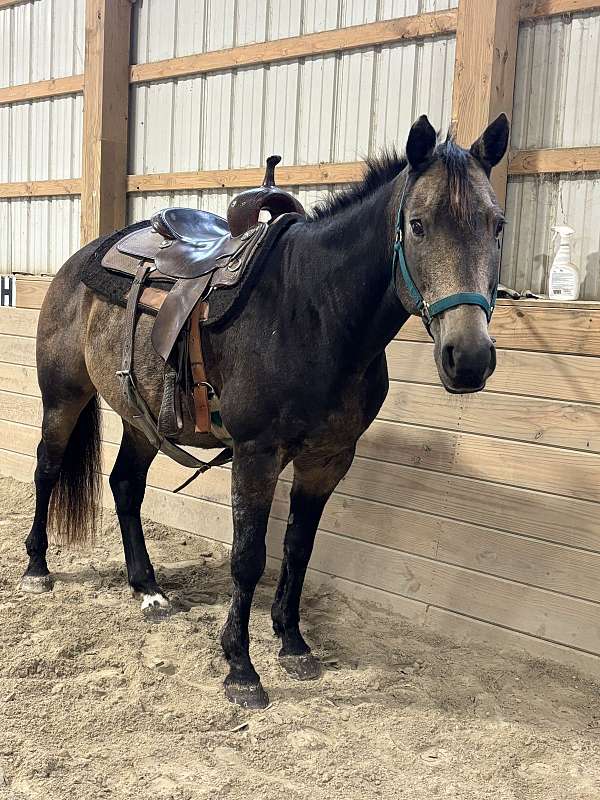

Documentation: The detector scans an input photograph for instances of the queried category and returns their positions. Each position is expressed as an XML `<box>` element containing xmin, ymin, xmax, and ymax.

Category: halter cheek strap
<box><xmin>392</xmin><ymin>203</ymin><xmax>498</xmax><ymax>337</ymax></box>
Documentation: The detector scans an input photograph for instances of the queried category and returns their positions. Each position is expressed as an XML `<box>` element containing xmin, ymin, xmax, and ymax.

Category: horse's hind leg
<box><xmin>22</xmin><ymin>395</ymin><xmax>96</xmax><ymax>592</ymax></box>
<box><xmin>271</xmin><ymin>447</ymin><xmax>355</xmax><ymax>680</ymax></box>
<box><xmin>109</xmin><ymin>422</ymin><xmax>169</xmax><ymax>619</ymax></box>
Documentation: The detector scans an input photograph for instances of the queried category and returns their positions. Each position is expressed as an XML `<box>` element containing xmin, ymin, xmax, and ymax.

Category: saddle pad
<box><xmin>81</xmin><ymin>213</ymin><xmax>303</xmax><ymax>328</ymax></box>
<box><xmin>203</xmin><ymin>212</ymin><xmax>303</xmax><ymax>328</ymax></box>
<box><xmin>82</xmin><ymin>221</ymin><xmax>172</xmax><ymax>312</ymax></box>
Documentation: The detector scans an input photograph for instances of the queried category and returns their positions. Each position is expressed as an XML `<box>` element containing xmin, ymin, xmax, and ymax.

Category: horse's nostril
<box><xmin>442</xmin><ymin>344</ymin><xmax>456</xmax><ymax>377</ymax></box>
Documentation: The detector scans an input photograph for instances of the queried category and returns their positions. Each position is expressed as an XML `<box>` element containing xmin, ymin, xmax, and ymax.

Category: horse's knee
<box><xmin>230</xmin><ymin>538</ymin><xmax>266</xmax><ymax>589</ymax></box>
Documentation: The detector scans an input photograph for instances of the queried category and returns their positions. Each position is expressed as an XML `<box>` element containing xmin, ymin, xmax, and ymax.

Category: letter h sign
<box><xmin>0</xmin><ymin>276</ymin><xmax>16</xmax><ymax>308</ymax></box>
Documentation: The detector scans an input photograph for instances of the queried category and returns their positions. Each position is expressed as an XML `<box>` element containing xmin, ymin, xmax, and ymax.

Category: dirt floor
<box><xmin>1</xmin><ymin>475</ymin><xmax>600</xmax><ymax>800</ymax></box>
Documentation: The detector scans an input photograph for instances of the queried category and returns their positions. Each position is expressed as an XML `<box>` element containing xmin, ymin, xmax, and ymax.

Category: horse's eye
<box><xmin>495</xmin><ymin>220</ymin><xmax>505</xmax><ymax>238</ymax></box>
<box><xmin>410</xmin><ymin>219</ymin><xmax>424</xmax><ymax>237</ymax></box>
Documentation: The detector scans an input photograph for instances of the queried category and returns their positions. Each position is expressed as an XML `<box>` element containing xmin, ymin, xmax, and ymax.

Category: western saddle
<box><xmin>101</xmin><ymin>156</ymin><xmax>304</xmax><ymax>487</ymax></box>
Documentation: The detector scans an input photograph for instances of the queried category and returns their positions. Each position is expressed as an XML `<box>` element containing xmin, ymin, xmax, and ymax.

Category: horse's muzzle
<box><xmin>439</xmin><ymin>335</ymin><xmax>496</xmax><ymax>393</ymax></box>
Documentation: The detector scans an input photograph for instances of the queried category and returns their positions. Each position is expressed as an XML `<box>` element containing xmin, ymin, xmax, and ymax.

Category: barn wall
<box><xmin>502</xmin><ymin>10</ymin><xmax>600</xmax><ymax>299</ymax></box>
<box><xmin>3</xmin><ymin>284</ymin><xmax>600</xmax><ymax>676</ymax></box>
<box><xmin>2</xmin><ymin>0</ymin><xmax>600</xmax><ymax>677</ymax></box>
<box><xmin>126</xmin><ymin>0</ymin><xmax>456</xmax><ymax>224</ymax></box>
<box><xmin>0</xmin><ymin>0</ymin><xmax>84</xmax><ymax>275</ymax></box>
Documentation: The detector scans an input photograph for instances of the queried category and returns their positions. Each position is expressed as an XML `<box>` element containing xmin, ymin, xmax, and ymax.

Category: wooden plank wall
<box><xmin>2</xmin><ymin>279</ymin><xmax>600</xmax><ymax>676</ymax></box>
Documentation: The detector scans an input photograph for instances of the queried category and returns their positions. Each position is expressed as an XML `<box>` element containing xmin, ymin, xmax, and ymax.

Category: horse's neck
<box><xmin>292</xmin><ymin>185</ymin><xmax>409</xmax><ymax>365</ymax></box>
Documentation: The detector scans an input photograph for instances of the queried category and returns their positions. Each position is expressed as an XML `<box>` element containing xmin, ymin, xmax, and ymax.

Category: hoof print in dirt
<box><xmin>140</xmin><ymin>593</ymin><xmax>173</xmax><ymax>622</ymax></box>
<box><xmin>225</xmin><ymin>680</ymin><xmax>270</xmax><ymax>709</ymax></box>
<box><xmin>20</xmin><ymin>574</ymin><xmax>54</xmax><ymax>594</ymax></box>
<box><xmin>279</xmin><ymin>652</ymin><xmax>322</xmax><ymax>681</ymax></box>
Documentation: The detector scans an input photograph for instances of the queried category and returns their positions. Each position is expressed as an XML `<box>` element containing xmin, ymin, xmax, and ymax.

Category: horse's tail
<box><xmin>48</xmin><ymin>394</ymin><xmax>102</xmax><ymax>546</ymax></box>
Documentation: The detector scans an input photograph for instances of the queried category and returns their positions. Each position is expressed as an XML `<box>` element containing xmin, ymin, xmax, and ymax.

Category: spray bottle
<box><xmin>548</xmin><ymin>225</ymin><xmax>579</xmax><ymax>300</ymax></box>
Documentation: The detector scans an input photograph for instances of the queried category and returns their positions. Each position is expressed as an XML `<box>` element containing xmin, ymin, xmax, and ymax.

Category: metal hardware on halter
<box><xmin>391</xmin><ymin>171</ymin><xmax>498</xmax><ymax>338</ymax></box>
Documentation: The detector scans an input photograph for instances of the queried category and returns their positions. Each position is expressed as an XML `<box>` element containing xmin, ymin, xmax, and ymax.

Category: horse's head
<box><xmin>394</xmin><ymin>114</ymin><xmax>509</xmax><ymax>393</ymax></box>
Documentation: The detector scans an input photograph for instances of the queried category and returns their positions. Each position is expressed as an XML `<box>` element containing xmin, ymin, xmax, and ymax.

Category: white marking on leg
<box><xmin>141</xmin><ymin>593</ymin><xmax>170</xmax><ymax>611</ymax></box>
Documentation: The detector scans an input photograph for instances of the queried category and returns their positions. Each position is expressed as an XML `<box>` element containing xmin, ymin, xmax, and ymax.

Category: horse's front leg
<box><xmin>221</xmin><ymin>444</ymin><xmax>281</xmax><ymax>709</ymax></box>
<box><xmin>271</xmin><ymin>447</ymin><xmax>355</xmax><ymax>680</ymax></box>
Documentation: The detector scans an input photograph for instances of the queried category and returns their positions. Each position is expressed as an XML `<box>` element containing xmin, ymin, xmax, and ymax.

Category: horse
<box><xmin>22</xmin><ymin>113</ymin><xmax>509</xmax><ymax>709</ymax></box>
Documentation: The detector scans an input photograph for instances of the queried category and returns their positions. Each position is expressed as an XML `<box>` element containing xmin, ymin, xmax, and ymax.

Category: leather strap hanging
<box><xmin>188</xmin><ymin>300</ymin><xmax>211</xmax><ymax>433</ymax></box>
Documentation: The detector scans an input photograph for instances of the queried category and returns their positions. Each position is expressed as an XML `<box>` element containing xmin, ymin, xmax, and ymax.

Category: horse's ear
<box><xmin>406</xmin><ymin>115</ymin><xmax>437</xmax><ymax>172</ymax></box>
<box><xmin>470</xmin><ymin>114</ymin><xmax>510</xmax><ymax>176</ymax></box>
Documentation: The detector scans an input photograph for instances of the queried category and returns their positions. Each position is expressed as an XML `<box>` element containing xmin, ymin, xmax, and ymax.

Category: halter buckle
<box><xmin>420</xmin><ymin>301</ymin><xmax>432</xmax><ymax>328</ymax></box>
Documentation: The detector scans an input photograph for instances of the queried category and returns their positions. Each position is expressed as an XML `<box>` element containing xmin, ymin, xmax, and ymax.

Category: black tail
<box><xmin>48</xmin><ymin>395</ymin><xmax>102</xmax><ymax>546</ymax></box>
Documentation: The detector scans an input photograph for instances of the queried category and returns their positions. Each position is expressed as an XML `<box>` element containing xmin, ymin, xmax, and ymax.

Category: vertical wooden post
<box><xmin>81</xmin><ymin>0</ymin><xmax>132</xmax><ymax>244</ymax></box>
<box><xmin>451</xmin><ymin>0</ymin><xmax>521</xmax><ymax>207</ymax></box>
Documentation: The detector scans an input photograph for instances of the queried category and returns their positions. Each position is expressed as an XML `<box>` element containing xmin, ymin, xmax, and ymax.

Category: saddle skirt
<box><xmin>93</xmin><ymin>206</ymin><xmax>302</xmax><ymax>484</ymax></box>
<box><xmin>101</xmin><ymin>211</ymin><xmax>270</xmax><ymax>362</ymax></box>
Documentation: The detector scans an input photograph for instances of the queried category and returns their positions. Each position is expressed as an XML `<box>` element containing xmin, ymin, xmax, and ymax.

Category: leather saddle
<box><xmin>99</xmin><ymin>155</ymin><xmax>303</xmax><ymax>486</ymax></box>
<box><xmin>103</xmin><ymin>210</ymin><xmax>268</xmax><ymax>358</ymax></box>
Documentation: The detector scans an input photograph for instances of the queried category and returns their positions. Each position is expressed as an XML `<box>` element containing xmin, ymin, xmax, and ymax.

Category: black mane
<box><xmin>308</xmin><ymin>149</ymin><xmax>406</xmax><ymax>221</ymax></box>
<box><xmin>308</xmin><ymin>136</ymin><xmax>477</xmax><ymax>227</ymax></box>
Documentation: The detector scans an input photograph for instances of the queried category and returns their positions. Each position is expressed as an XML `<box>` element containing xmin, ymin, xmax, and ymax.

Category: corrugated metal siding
<box><xmin>502</xmin><ymin>11</ymin><xmax>600</xmax><ymax>299</ymax></box>
<box><xmin>0</xmin><ymin>0</ymin><xmax>84</xmax><ymax>275</ymax></box>
<box><xmin>128</xmin><ymin>0</ymin><xmax>456</xmax><ymax>223</ymax></box>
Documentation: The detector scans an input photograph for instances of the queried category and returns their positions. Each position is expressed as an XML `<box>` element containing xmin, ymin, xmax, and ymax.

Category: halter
<box><xmin>391</xmin><ymin>176</ymin><xmax>498</xmax><ymax>338</ymax></box>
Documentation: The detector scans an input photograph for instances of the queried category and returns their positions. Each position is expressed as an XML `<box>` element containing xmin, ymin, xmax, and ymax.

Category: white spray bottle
<box><xmin>548</xmin><ymin>225</ymin><xmax>579</xmax><ymax>300</ymax></box>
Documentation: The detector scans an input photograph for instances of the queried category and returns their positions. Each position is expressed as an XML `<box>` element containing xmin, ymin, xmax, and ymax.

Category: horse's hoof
<box><xmin>140</xmin><ymin>593</ymin><xmax>173</xmax><ymax>622</ymax></box>
<box><xmin>20</xmin><ymin>574</ymin><xmax>54</xmax><ymax>594</ymax></box>
<box><xmin>279</xmin><ymin>652</ymin><xmax>322</xmax><ymax>681</ymax></box>
<box><xmin>224</xmin><ymin>680</ymin><xmax>270</xmax><ymax>709</ymax></box>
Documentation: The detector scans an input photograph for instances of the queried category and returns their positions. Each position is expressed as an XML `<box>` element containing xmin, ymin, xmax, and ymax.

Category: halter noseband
<box><xmin>391</xmin><ymin>176</ymin><xmax>498</xmax><ymax>338</ymax></box>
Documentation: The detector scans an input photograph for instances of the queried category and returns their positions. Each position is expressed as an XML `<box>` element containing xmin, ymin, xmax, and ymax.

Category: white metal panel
<box><xmin>512</xmin><ymin>11</ymin><xmax>600</xmax><ymax>149</ymax></box>
<box><xmin>504</xmin><ymin>11</ymin><xmax>600</xmax><ymax>298</ymax></box>
<box><xmin>130</xmin><ymin>0</ymin><xmax>457</xmax><ymax>175</ymax></box>
<box><xmin>0</xmin><ymin>1</ymin><xmax>83</xmax><ymax>276</ymax></box>
<box><xmin>502</xmin><ymin>173</ymin><xmax>600</xmax><ymax>300</ymax></box>
<box><xmin>0</xmin><ymin>0</ymin><xmax>84</xmax><ymax>87</ymax></box>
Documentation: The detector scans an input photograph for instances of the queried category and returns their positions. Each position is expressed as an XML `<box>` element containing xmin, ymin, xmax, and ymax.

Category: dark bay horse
<box><xmin>22</xmin><ymin>114</ymin><xmax>509</xmax><ymax>708</ymax></box>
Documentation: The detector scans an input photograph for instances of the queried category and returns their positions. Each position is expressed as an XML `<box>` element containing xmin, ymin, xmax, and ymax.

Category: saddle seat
<box><xmin>111</xmin><ymin>208</ymin><xmax>261</xmax><ymax>282</ymax></box>
<box><xmin>152</xmin><ymin>207</ymin><xmax>230</xmax><ymax>245</ymax></box>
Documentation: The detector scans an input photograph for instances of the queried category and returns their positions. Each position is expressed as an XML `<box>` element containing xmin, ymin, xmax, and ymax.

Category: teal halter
<box><xmin>392</xmin><ymin>197</ymin><xmax>497</xmax><ymax>338</ymax></box>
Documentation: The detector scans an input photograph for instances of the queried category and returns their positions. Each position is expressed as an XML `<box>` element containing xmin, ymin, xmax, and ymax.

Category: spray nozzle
<box><xmin>551</xmin><ymin>225</ymin><xmax>575</xmax><ymax>243</ymax></box>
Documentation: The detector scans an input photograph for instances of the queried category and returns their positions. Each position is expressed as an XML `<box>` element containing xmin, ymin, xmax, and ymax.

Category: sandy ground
<box><xmin>0</xmin><ymin>475</ymin><xmax>599</xmax><ymax>800</ymax></box>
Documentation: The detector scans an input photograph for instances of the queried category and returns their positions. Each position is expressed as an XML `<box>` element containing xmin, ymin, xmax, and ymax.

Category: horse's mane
<box><xmin>308</xmin><ymin>149</ymin><xmax>406</xmax><ymax>221</ymax></box>
<box><xmin>308</xmin><ymin>135</ymin><xmax>477</xmax><ymax>228</ymax></box>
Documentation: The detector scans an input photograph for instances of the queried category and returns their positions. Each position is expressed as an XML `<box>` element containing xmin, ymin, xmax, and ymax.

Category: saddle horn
<box><xmin>227</xmin><ymin>154</ymin><xmax>305</xmax><ymax>237</ymax></box>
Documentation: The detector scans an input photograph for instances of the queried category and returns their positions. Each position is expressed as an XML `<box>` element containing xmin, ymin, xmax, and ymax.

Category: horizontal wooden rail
<box><xmin>0</xmin><ymin>0</ymin><xmax>30</xmax><ymax>8</ymax></box>
<box><xmin>509</xmin><ymin>146</ymin><xmax>600</xmax><ymax>175</ymax></box>
<box><xmin>0</xmin><ymin>74</ymin><xmax>83</xmax><ymax>106</ymax></box>
<box><xmin>4</xmin><ymin>145</ymin><xmax>600</xmax><ymax>199</ymax></box>
<box><xmin>129</xmin><ymin>9</ymin><xmax>458</xmax><ymax>84</ymax></box>
<box><xmin>0</xmin><ymin>179</ymin><xmax>81</xmax><ymax>198</ymax></box>
<box><xmin>126</xmin><ymin>162</ymin><xmax>365</xmax><ymax>192</ymax></box>
<box><xmin>521</xmin><ymin>0</ymin><xmax>600</xmax><ymax>17</ymax></box>
<box><xmin>3</xmin><ymin>145</ymin><xmax>600</xmax><ymax>199</ymax></box>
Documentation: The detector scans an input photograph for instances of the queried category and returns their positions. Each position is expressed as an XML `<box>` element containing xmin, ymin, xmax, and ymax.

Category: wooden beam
<box><xmin>2</xmin><ymin>144</ymin><xmax>598</xmax><ymax>200</ymax></box>
<box><xmin>521</xmin><ymin>0</ymin><xmax>600</xmax><ymax>18</ymax></box>
<box><xmin>129</xmin><ymin>9</ymin><xmax>458</xmax><ymax>85</ymax></box>
<box><xmin>0</xmin><ymin>0</ymin><xmax>30</xmax><ymax>8</ymax></box>
<box><xmin>0</xmin><ymin>179</ymin><xmax>81</xmax><ymax>198</ymax></box>
<box><xmin>0</xmin><ymin>75</ymin><xmax>83</xmax><ymax>106</ymax></box>
<box><xmin>127</xmin><ymin>144</ymin><xmax>600</xmax><ymax>193</ymax></box>
<box><xmin>80</xmin><ymin>0</ymin><xmax>132</xmax><ymax>244</ymax></box>
<box><xmin>126</xmin><ymin>162</ymin><xmax>365</xmax><ymax>193</ymax></box>
<box><xmin>452</xmin><ymin>0</ymin><xmax>521</xmax><ymax>208</ymax></box>
<box><xmin>509</xmin><ymin>146</ymin><xmax>600</xmax><ymax>175</ymax></box>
